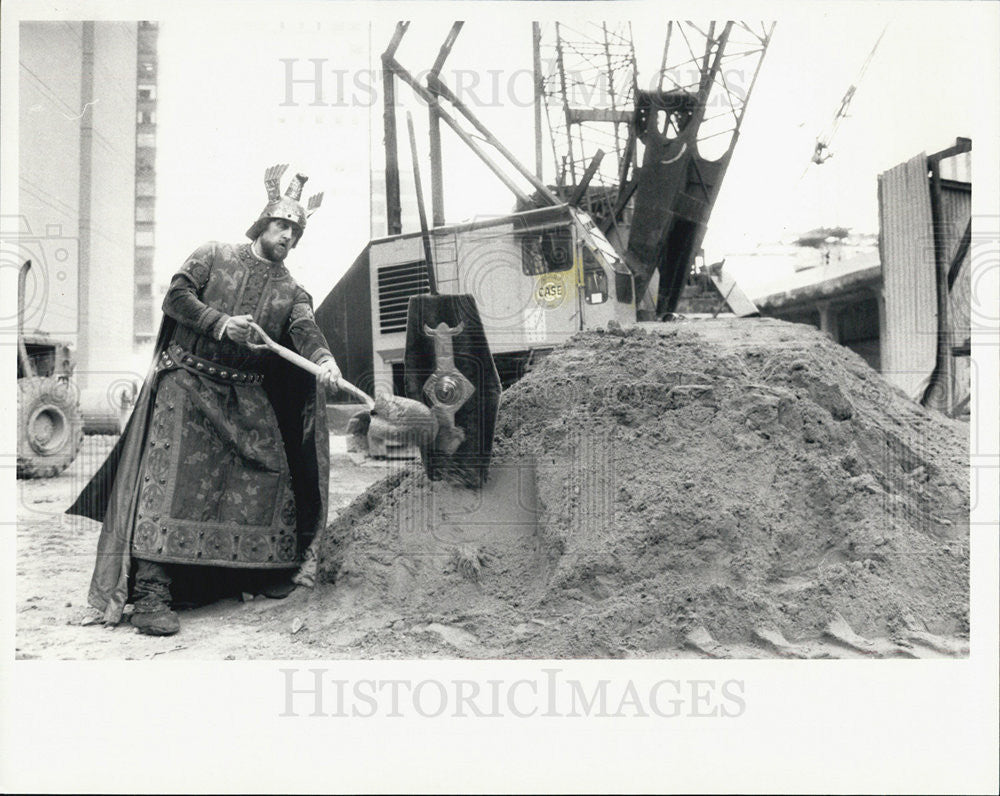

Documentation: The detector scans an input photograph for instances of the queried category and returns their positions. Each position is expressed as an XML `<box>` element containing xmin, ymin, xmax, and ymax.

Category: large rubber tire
<box><xmin>17</xmin><ymin>376</ymin><xmax>84</xmax><ymax>479</ymax></box>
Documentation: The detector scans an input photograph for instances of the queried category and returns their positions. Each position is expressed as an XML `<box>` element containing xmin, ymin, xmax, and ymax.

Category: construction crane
<box><xmin>810</xmin><ymin>26</ymin><xmax>887</xmax><ymax>166</ymax></box>
<box><xmin>317</xmin><ymin>21</ymin><xmax>774</xmax><ymax>400</ymax></box>
<box><xmin>540</xmin><ymin>21</ymin><xmax>774</xmax><ymax>317</ymax></box>
<box><xmin>536</xmin><ymin>21</ymin><xmax>637</xmax><ymax>224</ymax></box>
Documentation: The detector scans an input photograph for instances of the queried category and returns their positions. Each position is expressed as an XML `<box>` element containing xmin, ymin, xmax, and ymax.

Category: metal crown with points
<box><xmin>245</xmin><ymin>164</ymin><xmax>323</xmax><ymax>247</ymax></box>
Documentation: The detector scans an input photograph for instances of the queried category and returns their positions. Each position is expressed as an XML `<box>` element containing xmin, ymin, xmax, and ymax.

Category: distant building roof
<box><xmin>756</xmin><ymin>259</ymin><xmax>881</xmax><ymax>311</ymax></box>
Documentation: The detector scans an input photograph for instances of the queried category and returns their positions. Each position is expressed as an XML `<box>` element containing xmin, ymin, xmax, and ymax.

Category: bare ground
<box><xmin>15</xmin><ymin>319</ymin><xmax>970</xmax><ymax>661</ymax></box>
<box><xmin>15</xmin><ymin>435</ymin><xmax>400</xmax><ymax>660</ymax></box>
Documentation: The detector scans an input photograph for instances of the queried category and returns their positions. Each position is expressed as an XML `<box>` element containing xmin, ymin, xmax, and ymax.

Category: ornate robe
<box><xmin>69</xmin><ymin>242</ymin><xmax>332</xmax><ymax>622</ymax></box>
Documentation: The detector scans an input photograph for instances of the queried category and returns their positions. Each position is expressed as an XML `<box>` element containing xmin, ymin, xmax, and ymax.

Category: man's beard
<box><xmin>260</xmin><ymin>238</ymin><xmax>290</xmax><ymax>262</ymax></box>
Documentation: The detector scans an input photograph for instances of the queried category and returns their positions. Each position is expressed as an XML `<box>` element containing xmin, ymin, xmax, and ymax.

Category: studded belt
<box><xmin>159</xmin><ymin>344</ymin><xmax>264</xmax><ymax>385</ymax></box>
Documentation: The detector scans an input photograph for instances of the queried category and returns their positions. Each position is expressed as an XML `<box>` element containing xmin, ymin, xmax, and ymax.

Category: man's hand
<box><xmin>317</xmin><ymin>357</ymin><xmax>342</xmax><ymax>390</ymax></box>
<box><xmin>225</xmin><ymin>314</ymin><xmax>255</xmax><ymax>345</ymax></box>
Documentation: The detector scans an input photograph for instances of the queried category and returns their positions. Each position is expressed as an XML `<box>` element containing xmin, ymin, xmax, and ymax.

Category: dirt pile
<box><xmin>318</xmin><ymin>318</ymin><xmax>969</xmax><ymax>657</ymax></box>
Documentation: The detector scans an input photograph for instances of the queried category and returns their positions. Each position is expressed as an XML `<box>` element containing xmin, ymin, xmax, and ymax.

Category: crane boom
<box><xmin>811</xmin><ymin>25</ymin><xmax>887</xmax><ymax>165</ymax></box>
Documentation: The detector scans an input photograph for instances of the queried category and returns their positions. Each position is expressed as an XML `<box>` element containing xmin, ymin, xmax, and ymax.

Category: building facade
<box><xmin>18</xmin><ymin>21</ymin><xmax>158</xmax><ymax>428</ymax></box>
<box><xmin>133</xmin><ymin>21</ymin><xmax>159</xmax><ymax>347</ymax></box>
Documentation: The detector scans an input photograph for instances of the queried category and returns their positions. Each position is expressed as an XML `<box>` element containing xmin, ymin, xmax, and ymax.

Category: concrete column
<box><xmin>816</xmin><ymin>300</ymin><xmax>836</xmax><ymax>340</ymax></box>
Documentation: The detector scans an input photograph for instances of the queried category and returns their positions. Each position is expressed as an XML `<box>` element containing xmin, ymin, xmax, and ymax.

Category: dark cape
<box><xmin>67</xmin><ymin>316</ymin><xmax>329</xmax><ymax>623</ymax></box>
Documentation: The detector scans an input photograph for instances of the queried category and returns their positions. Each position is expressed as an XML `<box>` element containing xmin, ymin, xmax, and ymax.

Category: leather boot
<box><xmin>131</xmin><ymin>609</ymin><xmax>180</xmax><ymax>636</ymax></box>
<box><xmin>132</xmin><ymin>559</ymin><xmax>180</xmax><ymax>636</ymax></box>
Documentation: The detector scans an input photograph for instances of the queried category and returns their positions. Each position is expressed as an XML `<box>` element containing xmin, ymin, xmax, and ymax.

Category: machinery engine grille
<box><xmin>377</xmin><ymin>261</ymin><xmax>430</xmax><ymax>333</ymax></box>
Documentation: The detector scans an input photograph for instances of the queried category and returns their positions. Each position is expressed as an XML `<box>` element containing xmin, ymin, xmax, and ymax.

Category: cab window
<box><xmin>521</xmin><ymin>227</ymin><xmax>574</xmax><ymax>275</ymax></box>
<box><xmin>582</xmin><ymin>245</ymin><xmax>608</xmax><ymax>304</ymax></box>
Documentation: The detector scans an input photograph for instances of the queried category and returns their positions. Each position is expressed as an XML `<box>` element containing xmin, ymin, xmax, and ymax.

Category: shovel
<box><xmin>246</xmin><ymin>321</ymin><xmax>374</xmax><ymax>409</ymax></box>
<box><xmin>245</xmin><ymin>322</ymin><xmax>436</xmax><ymax>449</ymax></box>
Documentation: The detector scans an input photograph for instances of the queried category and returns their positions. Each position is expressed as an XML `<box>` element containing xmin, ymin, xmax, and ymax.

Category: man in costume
<box><xmin>68</xmin><ymin>165</ymin><xmax>341</xmax><ymax>636</ymax></box>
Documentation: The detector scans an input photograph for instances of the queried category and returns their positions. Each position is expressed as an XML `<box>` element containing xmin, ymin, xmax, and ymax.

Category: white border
<box><xmin>2</xmin><ymin>2</ymin><xmax>997</xmax><ymax>793</ymax></box>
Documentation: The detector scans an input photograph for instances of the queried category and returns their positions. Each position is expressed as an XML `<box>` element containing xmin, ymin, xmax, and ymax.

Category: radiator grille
<box><xmin>377</xmin><ymin>261</ymin><xmax>430</xmax><ymax>333</ymax></box>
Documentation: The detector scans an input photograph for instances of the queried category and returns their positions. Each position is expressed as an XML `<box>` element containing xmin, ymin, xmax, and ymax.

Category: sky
<box><xmin>123</xmin><ymin>4</ymin><xmax>1000</xmax><ymax>300</ymax></box>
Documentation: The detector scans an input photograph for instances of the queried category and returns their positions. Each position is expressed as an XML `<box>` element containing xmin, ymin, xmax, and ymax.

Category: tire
<box><xmin>17</xmin><ymin>376</ymin><xmax>84</xmax><ymax>479</ymax></box>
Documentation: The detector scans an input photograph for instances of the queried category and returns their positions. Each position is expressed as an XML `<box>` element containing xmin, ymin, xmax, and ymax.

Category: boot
<box><xmin>131</xmin><ymin>559</ymin><xmax>180</xmax><ymax>636</ymax></box>
<box><xmin>131</xmin><ymin>609</ymin><xmax>180</xmax><ymax>636</ymax></box>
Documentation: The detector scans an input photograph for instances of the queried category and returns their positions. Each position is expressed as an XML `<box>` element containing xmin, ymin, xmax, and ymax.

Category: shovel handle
<box><xmin>246</xmin><ymin>321</ymin><xmax>375</xmax><ymax>410</ymax></box>
<box><xmin>334</xmin><ymin>379</ymin><xmax>376</xmax><ymax>410</ymax></box>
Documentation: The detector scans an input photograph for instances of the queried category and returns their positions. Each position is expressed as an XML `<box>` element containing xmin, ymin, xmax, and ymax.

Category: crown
<box><xmin>306</xmin><ymin>192</ymin><xmax>324</xmax><ymax>218</ymax></box>
<box><xmin>284</xmin><ymin>172</ymin><xmax>308</xmax><ymax>201</ymax></box>
<box><xmin>264</xmin><ymin>164</ymin><xmax>288</xmax><ymax>202</ymax></box>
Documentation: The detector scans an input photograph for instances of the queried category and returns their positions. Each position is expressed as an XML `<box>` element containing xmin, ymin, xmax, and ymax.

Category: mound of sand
<box><xmin>318</xmin><ymin>318</ymin><xmax>969</xmax><ymax>657</ymax></box>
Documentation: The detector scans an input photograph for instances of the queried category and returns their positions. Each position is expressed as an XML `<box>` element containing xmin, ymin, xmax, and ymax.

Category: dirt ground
<box><xmin>15</xmin><ymin>435</ymin><xmax>400</xmax><ymax>659</ymax></box>
<box><xmin>318</xmin><ymin>318</ymin><xmax>970</xmax><ymax>660</ymax></box>
<box><xmin>15</xmin><ymin>319</ymin><xmax>970</xmax><ymax>660</ymax></box>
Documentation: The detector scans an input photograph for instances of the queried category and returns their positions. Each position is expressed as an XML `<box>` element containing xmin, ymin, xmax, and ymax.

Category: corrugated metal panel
<box><xmin>942</xmin><ymin>183</ymin><xmax>971</xmax><ymax>413</ymax></box>
<box><xmin>947</xmin><ymin>207</ymin><xmax>972</xmax><ymax>415</ymax></box>
<box><xmin>942</xmin><ymin>185</ymin><xmax>972</xmax><ymax>342</ymax></box>
<box><xmin>878</xmin><ymin>153</ymin><xmax>937</xmax><ymax>400</ymax></box>
<box><xmin>940</xmin><ymin>186</ymin><xmax>971</xmax><ymax>263</ymax></box>
<box><xmin>949</xmin><ymin>247</ymin><xmax>972</xmax><ymax>344</ymax></box>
